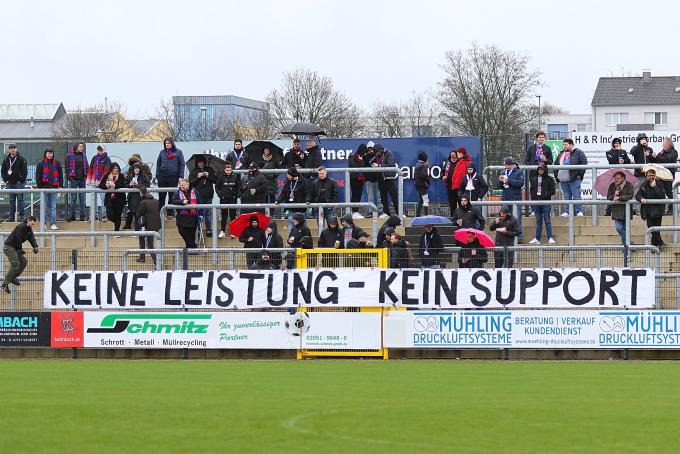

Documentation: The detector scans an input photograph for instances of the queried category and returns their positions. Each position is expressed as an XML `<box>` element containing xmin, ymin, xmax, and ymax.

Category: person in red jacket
<box><xmin>450</xmin><ymin>147</ymin><xmax>472</xmax><ymax>214</ymax></box>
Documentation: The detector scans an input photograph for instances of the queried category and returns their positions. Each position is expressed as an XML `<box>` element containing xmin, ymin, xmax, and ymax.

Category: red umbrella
<box><xmin>228</xmin><ymin>212</ymin><xmax>270</xmax><ymax>238</ymax></box>
<box><xmin>594</xmin><ymin>168</ymin><xmax>636</xmax><ymax>197</ymax></box>
<box><xmin>454</xmin><ymin>228</ymin><xmax>495</xmax><ymax>248</ymax></box>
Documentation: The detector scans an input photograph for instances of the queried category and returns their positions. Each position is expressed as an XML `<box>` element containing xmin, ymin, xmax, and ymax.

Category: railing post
<box><xmin>51</xmin><ymin>233</ymin><xmax>57</xmax><ymax>270</ymax></box>
<box><xmin>90</xmin><ymin>188</ymin><xmax>97</xmax><ymax>247</ymax></box>
<box><xmin>71</xmin><ymin>249</ymin><xmax>78</xmax><ymax>270</ymax></box>
<box><xmin>103</xmin><ymin>235</ymin><xmax>110</xmax><ymax>271</ymax></box>
<box><xmin>372</xmin><ymin>211</ymin><xmax>378</xmax><ymax>244</ymax></box>
<box><xmin>160</xmin><ymin>205</ymin><xmax>167</xmax><ymax>249</ymax></box>
<box><xmin>398</xmin><ymin>172</ymin><xmax>404</xmax><ymax>219</ymax></box>
<box><xmin>625</xmin><ymin>203</ymin><xmax>631</xmax><ymax>246</ymax></box>
<box><xmin>211</xmin><ymin>206</ymin><xmax>218</xmax><ymax>250</ymax></box>
<box><xmin>39</xmin><ymin>190</ymin><xmax>46</xmax><ymax>248</ymax></box>
<box><xmin>591</xmin><ymin>167</ymin><xmax>597</xmax><ymax>226</ymax></box>
<box><xmin>344</xmin><ymin>170</ymin><xmax>351</xmax><ymax>216</ymax></box>
<box><xmin>568</xmin><ymin>203</ymin><xmax>575</xmax><ymax>247</ymax></box>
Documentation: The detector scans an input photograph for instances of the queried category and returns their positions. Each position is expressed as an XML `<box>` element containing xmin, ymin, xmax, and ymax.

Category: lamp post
<box><xmin>536</xmin><ymin>95</ymin><xmax>542</xmax><ymax>132</ymax></box>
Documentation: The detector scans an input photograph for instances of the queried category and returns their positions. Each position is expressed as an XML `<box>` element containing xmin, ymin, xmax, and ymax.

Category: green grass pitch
<box><xmin>1</xmin><ymin>360</ymin><xmax>679</xmax><ymax>453</ymax></box>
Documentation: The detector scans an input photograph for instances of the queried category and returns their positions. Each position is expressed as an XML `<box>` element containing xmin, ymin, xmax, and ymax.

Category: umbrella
<box><xmin>454</xmin><ymin>228</ymin><xmax>495</xmax><ymax>248</ymax></box>
<box><xmin>229</xmin><ymin>212</ymin><xmax>271</xmax><ymax>238</ymax></box>
<box><xmin>593</xmin><ymin>168</ymin><xmax>636</xmax><ymax>197</ymax></box>
<box><xmin>280</xmin><ymin>122</ymin><xmax>326</xmax><ymax>136</ymax></box>
<box><xmin>186</xmin><ymin>153</ymin><xmax>227</xmax><ymax>175</ymax></box>
<box><xmin>244</xmin><ymin>140</ymin><xmax>284</xmax><ymax>165</ymax></box>
<box><xmin>642</xmin><ymin>163</ymin><xmax>674</xmax><ymax>181</ymax></box>
<box><xmin>410</xmin><ymin>215</ymin><xmax>453</xmax><ymax>226</ymax></box>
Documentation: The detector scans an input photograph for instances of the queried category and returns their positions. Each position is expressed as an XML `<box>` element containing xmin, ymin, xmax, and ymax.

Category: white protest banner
<box><xmin>44</xmin><ymin>268</ymin><xmax>655</xmax><ymax>310</ymax></box>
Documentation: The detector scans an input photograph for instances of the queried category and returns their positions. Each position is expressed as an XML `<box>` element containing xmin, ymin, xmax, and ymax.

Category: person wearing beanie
<box><xmin>363</xmin><ymin>141</ymin><xmax>383</xmax><ymax>216</ymax></box>
<box><xmin>458</xmin><ymin>162</ymin><xmax>488</xmax><ymax>202</ymax></box>
<box><xmin>630</xmin><ymin>133</ymin><xmax>654</xmax><ymax>189</ymax></box>
<box><xmin>35</xmin><ymin>148</ymin><xmax>63</xmax><ymax>230</ymax></box>
<box><xmin>651</xmin><ymin>138</ymin><xmax>678</xmax><ymax>214</ymax></box>
<box><xmin>490</xmin><ymin>206</ymin><xmax>519</xmax><ymax>268</ymax></box>
<box><xmin>528</xmin><ymin>163</ymin><xmax>557</xmax><ymax>245</ymax></box>
<box><xmin>127</xmin><ymin>153</ymin><xmax>152</xmax><ymax>180</ymax></box>
<box><xmin>240</xmin><ymin>162</ymin><xmax>268</xmax><ymax>212</ymax></box>
<box><xmin>498</xmin><ymin>156</ymin><xmax>525</xmax><ymax>241</ymax></box>
<box><xmin>188</xmin><ymin>155</ymin><xmax>216</xmax><ymax>237</ymax></box>
<box><xmin>276</xmin><ymin>167</ymin><xmax>310</xmax><ymax>231</ymax></box>
<box><xmin>376</xmin><ymin>214</ymin><xmax>401</xmax><ymax>248</ymax></box>
<box><xmin>240</xmin><ymin>215</ymin><xmax>266</xmax><ymax>267</ymax></box>
<box><xmin>249</xmin><ymin>249</ymin><xmax>278</xmax><ymax>270</ymax></box>
<box><xmin>340</xmin><ymin>213</ymin><xmax>372</xmax><ymax>247</ymax></box>
<box><xmin>414</xmin><ymin>151</ymin><xmax>431</xmax><ymax>217</ymax></box>
<box><xmin>263</xmin><ymin>220</ymin><xmax>284</xmax><ymax>267</ymax></box>
<box><xmin>156</xmin><ymin>137</ymin><xmax>185</xmax><ymax>217</ymax></box>
<box><xmin>605</xmin><ymin>138</ymin><xmax>631</xmax><ymax>216</ymax></box>
<box><xmin>216</xmin><ymin>162</ymin><xmax>241</xmax><ymax>238</ymax></box>
<box><xmin>66</xmin><ymin>142</ymin><xmax>89</xmax><ymax>222</ymax></box>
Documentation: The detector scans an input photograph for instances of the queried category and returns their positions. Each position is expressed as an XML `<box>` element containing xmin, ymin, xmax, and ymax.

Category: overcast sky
<box><xmin>3</xmin><ymin>0</ymin><xmax>679</xmax><ymax>118</ymax></box>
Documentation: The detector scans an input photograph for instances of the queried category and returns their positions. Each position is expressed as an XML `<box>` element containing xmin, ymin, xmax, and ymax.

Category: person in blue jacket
<box><xmin>497</xmin><ymin>156</ymin><xmax>525</xmax><ymax>242</ymax></box>
<box><xmin>156</xmin><ymin>137</ymin><xmax>185</xmax><ymax>217</ymax></box>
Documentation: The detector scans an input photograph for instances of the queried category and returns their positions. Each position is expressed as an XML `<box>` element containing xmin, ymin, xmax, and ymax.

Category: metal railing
<box><xmin>121</xmin><ymin>247</ymin><xmax>296</xmax><ymax>270</ymax></box>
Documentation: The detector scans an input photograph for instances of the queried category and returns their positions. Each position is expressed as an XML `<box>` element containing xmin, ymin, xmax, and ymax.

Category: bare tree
<box><xmin>402</xmin><ymin>91</ymin><xmax>439</xmax><ymax>137</ymax></box>
<box><xmin>267</xmin><ymin>67</ymin><xmax>363</xmax><ymax>138</ymax></box>
<box><xmin>438</xmin><ymin>43</ymin><xmax>542</xmax><ymax>165</ymax></box>
<box><xmin>372</xmin><ymin>101</ymin><xmax>407</xmax><ymax>137</ymax></box>
<box><xmin>51</xmin><ymin>101</ymin><xmax>129</xmax><ymax>151</ymax></box>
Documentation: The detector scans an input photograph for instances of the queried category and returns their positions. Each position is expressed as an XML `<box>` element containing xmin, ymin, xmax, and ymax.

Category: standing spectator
<box><xmin>156</xmin><ymin>137</ymin><xmax>185</xmax><ymax>218</ymax></box>
<box><xmin>123</xmin><ymin>163</ymin><xmax>150</xmax><ymax>230</ymax></box>
<box><xmin>630</xmin><ymin>132</ymin><xmax>654</xmax><ymax>193</ymax></box>
<box><xmin>173</xmin><ymin>179</ymin><xmax>200</xmax><ymax>249</ymax></box>
<box><xmin>651</xmin><ymin>138</ymin><xmax>678</xmax><ymax>214</ymax></box>
<box><xmin>348</xmin><ymin>144</ymin><xmax>367</xmax><ymax>218</ymax></box>
<box><xmin>452</xmin><ymin>195</ymin><xmax>485</xmax><ymax>230</ymax></box>
<box><xmin>419</xmin><ymin>224</ymin><xmax>443</xmax><ymax>268</ymax></box>
<box><xmin>240</xmin><ymin>162</ymin><xmax>268</xmax><ymax>213</ymax></box>
<box><xmin>249</xmin><ymin>250</ymin><xmax>278</xmax><ymax>270</ymax></box>
<box><xmin>35</xmin><ymin>147</ymin><xmax>63</xmax><ymax>230</ymax></box>
<box><xmin>457</xmin><ymin>231</ymin><xmax>488</xmax><ymax>269</ymax></box>
<box><xmin>226</xmin><ymin>139</ymin><xmax>249</xmax><ymax>171</ymax></box>
<box><xmin>305</xmin><ymin>139</ymin><xmax>322</xmax><ymax>171</ymax></box>
<box><xmin>263</xmin><ymin>220</ymin><xmax>284</xmax><ymax>267</ymax></box>
<box><xmin>636</xmin><ymin>169</ymin><xmax>666</xmax><ymax>249</ymax></box>
<box><xmin>414</xmin><ymin>151</ymin><xmax>431</xmax><ymax>217</ymax></box>
<box><xmin>372</xmin><ymin>143</ymin><xmax>399</xmax><ymax>218</ymax></box>
<box><xmin>524</xmin><ymin>131</ymin><xmax>554</xmax><ymax>167</ymax></box>
<box><xmin>98</xmin><ymin>163</ymin><xmax>126</xmax><ymax>233</ymax></box>
<box><xmin>458</xmin><ymin>162</ymin><xmax>488</xmax><ymax>202</ymax></box>
<box><xmin>127</xmin><ymin>153</ymin><xmax>153</xmax><ymax>181</ymax></box>
<box><xmin>1</xmin><ymin>216</ymin><xmax>39</xmax><ymax>294</ymax></box>
<box><xmin>135</xmin><ymin>187</ymin><xmax>160</xmax><ymax>265</ymax></box>
<box><xmin>318</xmin><ymin>215</ymin><xmax>343</xmax><ymax>248</ymax></box>
<box><xmin>239</xmin><ymin>216</ymin><xmax>266</xmax><ymax>267</ymax></box>
<box><xmin>276</xmin><ymin>167</ymin><xmax>310</xmax><ymax>231</ymax></box>
<box><xmin>310</xmin><ymin>166</ymin><xmax>339</xmax><ymax>223</ymax></box>
<box><xmin>215</xmin><ymin>162</ymin><xmax>241</xmax><ymax>239</ymax></box>
<box><xmin>490</xmin><ymin>206</ymin><xmax>519</xmax><ymax>268</ymax></box>
<box><xmin>555</xmin><ymin>139</ymin><xmax>587</xmax><ymax>217</ymax></box>
<box><xmin>87</xmin><ymin>145</ymin><xmax>111</xmax><ymax>221</ymax></box>
<box><xmin>444</xmin><ymin>148</ymin><xmax>472</xmax><ymax>217</ymax></box>
<box><xmin>2</xmin><ymin>144</ymin><xmax>28</xmax><ymax>222</ymax></box>
<box><xmin>605</xmin><ymin>138</ymin><xmax>631</xmax><ymax>216</ymax></box>
<box><xmin>388</xmin><ymin>233</ymin><xmax>412</xmax><ymax>268</ymax></box>
<box><xmin>607</xmin><ymin>171</ymin><xmax>634</xmax><ymax>245</ymax></box>
<box><xmin>442</xmin><ymin>150</ymin><xmax>459</xmax><ymax>216</ymax></box>
<box><xmin>340</xmin><ymin>214</ymin><xmax>372</xmax><ymax>247</ymax></box>
<box><xmin>189</xmin><ymin>155</ymin><xmax>216</xmax><ymax>237</ymax></box>
<box><xmin>528</xmin><ymin>163</ymin><xmax>557</xmax><ymax>245</ymax></box>
<box><xmin>364</xmin><ymin>141</ymin><xmax>383</xmax><ymax>216</ymax></box>
<box><xmin>257</xmin><ymin>146</ymin><xmax>282</xmax><ymax>213</ymax></box>
<box><xmin>498</xmin><ymin>156</ymin><xmax>525</xmax><ymax>240</ymax></box>
<box><xmin>282</xmin><ymin>139</ymin><xmax>306</xmax><ymax>169</ymax></box>
<box><xmin>66</xmin><ymin>142</ymin><xmax>89</xmax><ymax>222</ymax></box>
<box><xmin>376</xmin><ymin>214</ymin><xmax>402</xmax><ymax>248</ymax></box>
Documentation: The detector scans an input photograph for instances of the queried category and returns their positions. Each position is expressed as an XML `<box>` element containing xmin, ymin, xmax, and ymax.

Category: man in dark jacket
<box><xmin>457</xmin><ymin>231</ymin><xmax>488</xmax><ymax>269</ymax></box>
<box><xmin>652</xmin><ymin>138</ymin><xmax>678</xmax><ymax>214</ymax></box>
<box><xmin>311</xmin><ymin>166</ymin><xmax>339</xmax><ymax>223</ymax></box>
<box><xmin>136</xmin><ymin>187</ymin><xmax>160</xmax><ymax>264</ymax></box>
<box><xmin>458</xmin><ymin>162</ymin><xmax>488</xmax><ymax>202</ymax></box>
<box><xmin>498</xmin><ymin>156</ymin><xmax>524</xmax><ymax>241</ymax></box>
<box><xmin>636</xmin><ymin>169</ymin><xmax>666</xmax><ymax>248</ymax></box>
<box><xmin>372</xmin><ymin>143</ymin><xmax>399</xmax><ymax>218</ymax></box>
<box><xmin>490</xmin><ymin>206</ymin><xmax>519</xmax><ymax>268</ymax></box>
<box><xmin>318</xmin><ymin>215</ymin><xmax>343</xmax><ymax>248</ymax></box>
<box><xmin>2</xmin><ymin>144</ymin><xmax>28</xmax><ymax>221</ymax></box>
<box><xmin>249</xmin><ymin>250</ymin><xmax>278</xmax><ymax>270</ymax></box>
<box><xmin>414</xmin><ymin>151</ymin><xmax>431</xmax><ymax>217</ymax></box>
<box><xmin>364</xmin><ymin>141</ymin><xmax>383</xmax><ymax>216</ymax></box>
<box><xmin>348</xmin><ymin>144</ymin><xmax>367</xmax><ymax>218</ymax></box>
<box><xmin>376</xmin><ymin>214</ymin><xmax>402</xmax><ymax>248</ymax></box>
<box><xmin>215</xmin><ymin>162</ymin><xmax>241</xmax><ymax>238</ymax></box>
<box><xmin>240</xmin><ymin>162</ymin><xmax>268</xmax><ymax>213</ymax></box>
<box><xmin>276</xmin><ymin>167</ymin><xmax>310</xmax><ymax>231</ymax></box>
<box><xmin>258</xmin><ymin>146</ymin><xmax>282</xmax><ymax>207</ymax></box>
<box><xmin>305</xmin><ymin>139</ymin><xmax>322</xmax><ymax>171</ymax></box>
<box><xmin>525</xmin><ymin>131</ymin><xmax>554</xmax><ymax>167</ymax></box>
<box><xmin>388</xmin><ymin>233</ymin><xmax>412</xmax><ymax>268</ymax></box>
<box><xmin>66</xmin><ymin>142</ymin><xmax>89</xmax><ymax>221</ymax></box>
<box><xmin>419</xmin><ymin>224</ymin><xmax>443</xmax><ymax>268</ymax></box>
<box><xmin>452</xmin><ymin>195</ymin><xmax>485</xmax><ymax>230</ymax></box>
<box><xmin>240</xmin><ymin>216</ymin><xmax>266</xmax><ymax>267</ymax></box>
<box><xmin>287</xmin><ymin>213</ymin><xmax>312</xmax><ymax>248</ymax></box>
<box><xmin>340</xmin><ymin>213</ymin><xmax>372</xmax><ymax>247</ymax></box>
<box><xmin>189</xmin><ymin>155</ymin><xmax>216</xmax><ymax>237</ymax></box>
<box><xmin>156</xmin><ymin>137</ymin><xmax>185</xmax><ymax>216</ymax></box>
<box><xmin>605</xmin><ymin>138</ymin><xmax>631</xmax><ymax>216</ymax></box>
<box><xmin>630</xmin><ymin>132</ymin><xmax>654</xmax><ymax>190</ymax></box>
<box><xmin>282</xmin><ymin>139</ymin><xmax>307</xmax><ymax>169</ymax></box>
<box><xmin>528</xmin><ymin>163</ymin><xmax>557</xmax><ymax>245</ymax></box>
<box><xmin>555</xmin><ymin>138</ymin><xmax>587</xmax><ymax>217</ymax></box>
<box><xmin>264</xmin><ymin>221</ymin><xmax>284</xmax><ymax>267</ymax></box>
<box><xmin>227</xmin><ymin>139</ymin><xmax>250</xmax><ymax>171</ymax></box>
<box><xmin>607</xmin><ymin>171</ymin><xmax>634</xmax><ymax>245</ymax></box>
<box><xmin>2</xmin><ymin>216</ymin><xmax>38</xmax><ymax>293</ymax></box>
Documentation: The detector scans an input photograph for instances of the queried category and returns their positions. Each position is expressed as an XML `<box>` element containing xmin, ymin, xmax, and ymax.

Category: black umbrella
<box><xmin>244</xmin><ymin>140</ymin><xmax>284</xmax><ymax>164</ymax></box>
<box><xmin>186</xmin><ymin>153</ymin><xmax>227</xmax><ymax>175</ymax></box>
<box><xmin>279</xmin><ymin>122</ymin><xmax>326</xmax><ymax>136</ymax></box>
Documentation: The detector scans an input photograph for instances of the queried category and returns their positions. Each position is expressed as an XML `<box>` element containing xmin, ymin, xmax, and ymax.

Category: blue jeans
<box><xmin>614</xmin><ymin>219</ymin><xmax>626</xmax><ymax>245</ymax></box>
<box><xmin>6</xmin><ymin>183</ymin><xmax>25</xmax><ymax>221</ymax></box>
<box><xmin>69</xmin><ymin>178</ymin><xmax>87</xmax><ymax>218</ymax></box>
<box><xmin>43</xmin><ymin>192</ymin><xmax>57</xmax><ymax>224</ymax></box>
<box><xmin>365</xmin><ymin>181</ymin><xmax>383</xmax><ymax>214</ymax></box>
<box><xmin>534</xmin><ymin>205</ymin><xmax>553</xmax><ymax>240</ymax></box>
<box><xmin>200</xmin><ymin>208</ymin><xmax>212</xmax><ymax>233</ymax></box>
<box><xmin>561</xmin><ymin>179</ymin><xmax>583</xmax><ymax>214</ymax></box>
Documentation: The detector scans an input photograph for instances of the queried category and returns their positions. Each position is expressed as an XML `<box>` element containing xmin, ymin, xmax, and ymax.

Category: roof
<box><xmin>128</xmin><ymin>119</ymin><xmax>159</xmax><ymax>135</ymax></box>
<box><xmin>172</xmin><ymin>95</ymin><xmax>268</xmax><ymax>110</ymax></box>
<box><xmin>0</xmin><ymin>103</ymin><xmax>65</xmax><ymax>121</ymax></box>
<box><xmin>0</xmin><ymin>121</ymin><xmax>56</xmax><ymax>140</ymax></box>
<box><xmin>591</xmin><ymin>76</ymin><xmax>680</xmax><ymax>106</ymax></box>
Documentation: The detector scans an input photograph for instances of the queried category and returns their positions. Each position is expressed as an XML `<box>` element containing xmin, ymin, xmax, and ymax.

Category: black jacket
<box><xmin>305</xmin><ymin>145</ymin><xmax>322</xmax><ymax>169</ymax></box>
<box><xmin>414</xmin><ymin>161</ymin><xmax>430</xmax><ymax>191</ymax></box>
<box><xmin>318</xmin><ymin>225</ymin><xmax>343</xmax><ymax>248</ymax></box>
<box><xmin>240</xmin><ymin>226</ymin><xmax>266</xmax><ymax>249</ymax></box>
<box><xmin>529</xmin><ymin>173</ymin><xmax>556</xmax><ymax>201</ymax></box>
<box><xmin>4</xmin><ymin>220</ymin><xmax>38</xmax><ymax>251</ymax></box>
<box><xmin>215</xmin><ymin>172</ymin><xmax>241</xmax><ymax>202</ymax></box>
<box><xmin>189</xmin><ymin>166</ymin><xmax>216</xmax><ymax>201</ymax></box>
<box><xmin>249</xmin><ymin>259</ymin><xmax>278</xmax><ymax>270</ymax></box>
<box><xmin>525</xmin><ymin>143</ymin><xmax>554</xmax><ymax>166</ymax></box>
<box><xmin>240</xmin><ymin>170</ymin><xmax>268</xmax><ymax>204</ymax></box>
<box><xmin>654</xmin><ymin>147</ymin><xmax>679</xmax><ymax>174</ymax></box>
<box><xmin>489</xmin><ymin>215</ymin><xmax>519</xmax><ymax>246</ymax></box>
<box><xmin>419</xmin><ymin>228</ymin><xmax>444</xmax><ymax>267</ymax></box>
<box><xmin>311</xmin><ymin>177</ymin><xmax>339</xmax><ymax>204</ymax></box>
<box><xmin>227</xmin><ymin>149</ymin><xmax>250</xmax><ymax>170</ymax></box>
<box><xmin>264</xmin><ymin>231</ymin><xmax>284</xmax><ymax>267</ymax></box>
<box><xmin>277</xmin><ymin>178</ymin><xmax>310</xmax><ymax>212</ymax></box>
<box><xmin>35</xmin><ymin>158</ymin><xmax>63</xmax><ymax>188</ymax></box>
<box><xmin>458</xmin><ymin>171</ymin><xmax>489</xmax><ymax>201</ymax></box>
<box><xmin>287</xmin><ymin>214</ymin><xmax>312</xmax><ymax>248</ymax></box>
<box><xmin>172</xmin><ymin>189</ymin><xmax>201</xmax><ymax>227</ymax></box>
<box><xmin>554</xmin><ymin>148</ymin><xmax>587</xmax><ymax>182</ymax></box>
<box><xmin>388</xmin><ymin>240</ymin><xmax>412</xmax><ymax>268</ymax></box>
<box><xmin>606</xmin><ymin>148</ymin><xmax>631</xmax><ymax>165</ymax></box>
<box><xmin>348</xmin><ymin>151</ymin><xmax>365</xmax><ymax>181</ymax></box>
<box><xmin>636</xmin><ymin>180</ymin><xmax>666</xmax><ymax>220</ymax></box>
<box><xmin>125</xmin><ymin>172</ymin><xmax>150</xmax><ymax>213</ymax></box>
<box><xmin>282</xmin><ymin>149</ymin><xmax>306</xmax><ymax>169</ymax></box>
<box><xmin>452</xmin><ymin>205</ymin><xmax>485</xmax><ymax>230</ymax></box>
<box><xmin>137</xmin><ymin>193</ymin><xmax>161</xmax><ymax>232</ymax></box>
<box><xmin>98</xmin><ymin>172</ymin><xmax>126</xmax><ymax>208</ymax></box>
<box><xmin>258</xmin><ymin>155</ymin><xmax>282</xmax><ymax>195</ymax></box>
<box><xmin>457</xmin><ymin>239</ymin><xmax>488</xmax><ymax>268</ymax></box>
<box><xmin>630</xmin><ymin>142</ymin><xmax>654</xmax><ymax>178</ymax></box>
<box><xmin>1</xmin><ymin>153</ymin><xmax>28</xmax><ymax>184</ymax></box>
<box><xmin>376</xmin><ymin>215</ymin><xmax>402</xmax><ymax>247</ymax></box>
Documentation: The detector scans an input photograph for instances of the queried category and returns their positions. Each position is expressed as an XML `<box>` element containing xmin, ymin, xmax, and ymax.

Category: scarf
<box><xmin>88</xmin><ymin>152</ymin><xmax>110</xmax><ymax>184</ymax></box>
<box><xmin>178</xmin><ymin>189</ymin><xmax>198</xmax><ymax>216</ymax></box>
<box><xmin>67</xmin><ymin>152</ymin><xmax>88</xmax><ymax>178</ymax></box>
<box><xmin>165</xmin><ymin>148</ymin><xmax>176</xmax><ymax>160</ymax></box>
<box><xmin>41</xmin><ymin>158</ymin><xmax>60</xmax><ymax>186</ymax></box>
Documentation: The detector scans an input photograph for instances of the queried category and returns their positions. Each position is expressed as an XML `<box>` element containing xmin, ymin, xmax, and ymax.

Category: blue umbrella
<box><xmin>410</xmin><ymin>215</ymin><xmax>453</xmax><ymax>226</ymax></box>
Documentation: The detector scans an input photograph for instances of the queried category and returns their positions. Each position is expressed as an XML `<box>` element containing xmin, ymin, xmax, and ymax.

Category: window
<box><xmin>576</xmin><ymin>123</ymin><xmax>588</xmax><ymax>131</ymax></box>
<box><xmin>644</xmin><ymin>112</ymin><xmax>668</xmax><ymax>125</ymax></box>
<box><xmin>605</xmin><ymin>113</ymin><xmax>629</xmax><ymax>126</ymax></box>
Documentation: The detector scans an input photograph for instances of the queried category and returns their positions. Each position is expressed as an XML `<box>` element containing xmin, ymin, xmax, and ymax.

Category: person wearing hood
<box><xmin>215</xmin><ymin>162</ymin><xmax>241</xmax><ymax>238</ymax></box>
<box><xmin>282</xmin><ymin>139</ymin><xmax>307</xmax><ymax>169</ymax></box>
<box><xmin>227</xmin><ymin>139</ymin><xmax>250</xmax><ymax>171</ymax></box>
<box><xmin>156</xmin><ymin>137</ymin><xmax>185</xmax><ymax>217</ymax></box>
<box><xmin>528</xmin><ymin>163</ymin><xmax>556</xmax><ymax>245</ymax></box>
<box><xmin>651</xmin><ymin>138</ymin><xmax>678</xmax><ymax>214</ymax></box>
<box><xmin>135</xmin><ymin>187</ymin><xmax>160</xmax><ymax>265</ymax></box>
<box><xmin>189</xmin><ymin>155</ymin><xmax>216</xmax><ymax>237</ymax></box>
<box><xmin>257</xmin><ymin>146</ymin><xmax>283</xmax><ymax>212</ymax></box>
<box><xmin>172</xmin><ymin>178</ymin><xmax>200</xmax><ymax>248</ymax></box>
<box><xmin>250</xmin><ymin>249</ymin><xmax>278</xmax><ymax>270</ymax></box>
<box><xmin>2</xmin><ymin>144</ymin><xmax>28</xmax><ymax>222</ymax></box>
<box><xmin>442</xmin><ymin>149</ymin><xmax>460</xmax><ymax>216</ymax></box>
<box><xmin>87</xmin><ymin>145</ymin><xmax>112</xmax><ymax>221</ymax></box>
<box><xmin>35</xmin><ymin>147</ymin><xmax>63</xmax><ymax>230</ymax></box>
<box><xmin>414</xmin><ymin>151</ymin><xmax>431</xmax><ymax>217</ymax></box>
<box><xmin>443</xmin><ymin>147</ymin><xmax>472</xmax><ymax>215</ymax></box>
<box><xmin>388</xmin><ymin>232</ymin><xmax>412</xmax><ymax>268</ymax></box>
<box><xmin>340</xmin><ymin>213</ymin><xmax>372</xmax><ymax>247</ymax></box>
<box><xmin>98</xmin><ymin>162</ymin><xmax>126</xmax><ymax>233</ymax></box>
<box><xmin>555</xmin><ymin>138</ymin><xmax>587</xmax><ymax>217</ymax></box>
<box><xmin>498</xmin><ymin>156</ymin><xmax>525</xmax><ymax>241</ymax></box>
<box><xmin>263</xmin><ymin>220</ymin><xmax>283</xmax><ymax>267</ymax></box>
<box><xmin>419</xmin><ymin>224</ymin><xmax>443</xmax><ymax>268</ymax></box>
<box><xmin>127</xmin><ymin>154</ymin><xmax>152</xmax><ymax>181</ymax></box>
<box><xmin>66</xmin><ymin>141</ymin><xmax>89</xmax><ymax>222</ymax></box>
<box><xmin>124</xmin><ymin>163</ymin><xmax>150</xmax><ymax>230</ymax></box>
<box><xmin>240</xmin><ymin>162</ymin><xmax>268</xmax><ymax>213</ymax></box>
<box><xmin>457</xmin><ymin>231</ymin><xmax>488</xmax><ymax>269</ymax></box>
<box><xmin>372</xmin><ymin>143</ymin><xmax>399</xmax><ymax>218</ymax></box>
<box><xmin>452</xmin><ymin>195</ymin><xmax>485</xmax><ymax>230</ymax></box>
<box><xmin>490</xmin><ymin>206</ymin><xmax>519</xmax><ymax>268</ymax></box>
<box><xmin>348</xmin><ymin>143</ymin><xmax>367</xmax><ymax>218</ymax></box>
<box><xmin>276</xmin><ymin>167</ymin><xmax>310</xmax><ymax>231</ymax></box>
<box><xmin>318</xmin><ymin>215</ymin><xmax>343</xmax><ymax>248</ymax></box>
<box><xmin>287</xmin><ymin>213</ymin><xmax>312</xmax><ymax>249</ymax></box>
<box><xmin>240</xmin><ymin>215</ymin><xmax>266</xmax><ymax>267</ymax></box>
<box><xmin>605</xmin><ymin>138</ymin><xmax>631</xmax><ymax>216</ymax></box>
<box><xmin>458</xmin><ymin>162</ymin><xmax>488</xmax><ymax>201</ymax></box>
<box><xmin>630</xmin><ymin>132</ymin><xmax>654</xmax><ymax>191</ymax></box>
<box><xmin>363</xmin><ymin>141</ymin><xmax>383</xmax><ymax>216</ymax></box>
<box><xmin>376</xmin><ymin>214</ymin><xmax>402</xmax><ymax>248</ymax></box>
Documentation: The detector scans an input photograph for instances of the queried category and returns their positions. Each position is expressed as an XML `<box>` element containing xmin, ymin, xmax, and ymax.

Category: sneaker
<box><xmin>11</xmin><ymin>279</ymin><xmax>20</xmax><ymax>286</ymax></box>
<box><xmin>548</xmin><ymin>238</ymin><xmax>556</xmax><ymax>244</ymax></box>
<box><xmin>1</xmin><ymin>284</ymin><xmax>9</xmax><ymax>294</ymax></box>
<box><xmin>352</xmin><ymin>212</ymin><xmax>364</xmax><ymax>219</ymax></box>
<box><xmin>101</xmin><ymin>217</ymin><xmax>108</xmax><ymax>222</ymax></box>
<box><xmin>136</xmin><ymin>257</ymin><xmax>146</xmax><ymax>263</ymax></box>
<box><xmin>560</xmin><ymin>212</ymin><xmax>569</xmax><ymax>217</ymax></box>
<box><xmin>50</xmin><ymin>224</ymin><xmax>59</xmax><ymax>230</ymax></box>
<box><xmin>230</xmin><ymin>234</ymin><xmax>236</xmax><ymax>239</ymax></box>
<box><xmin>379</xmin><ymin>213</ymin><xmax>389</xmax><ymax>219</ymax></box>
<box><xmin>529</xmin><ymin>212</ymin><xmax>535</xmax><ymax>217</ymax></box>
<box><xmin>206</xmin><ymin>231</ymin><xmax>213</xmax><ymax>238</ymax></box>
<box><xmin>528</xmin><ymin>238</ymin><xmax>540</xmax><ymax>245</ymax></box>
<box><xmin>576</xmin><ymin>212</ymin><xmax>584</xmax><ymax>217</ymax></box>
<box><xmin>67</xmin><ymin>216</ymin><xmax>75</xmax><ymax>222</ymax></box>
<box><xmin>114</xmin><ymin>235</ymin><xmax>121</xmax><ymax>238</ymax></box>
<box><xmin>218</xmin><ymin>231</ymin><xmax>225</xmax><ymax>239</ymax></box>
